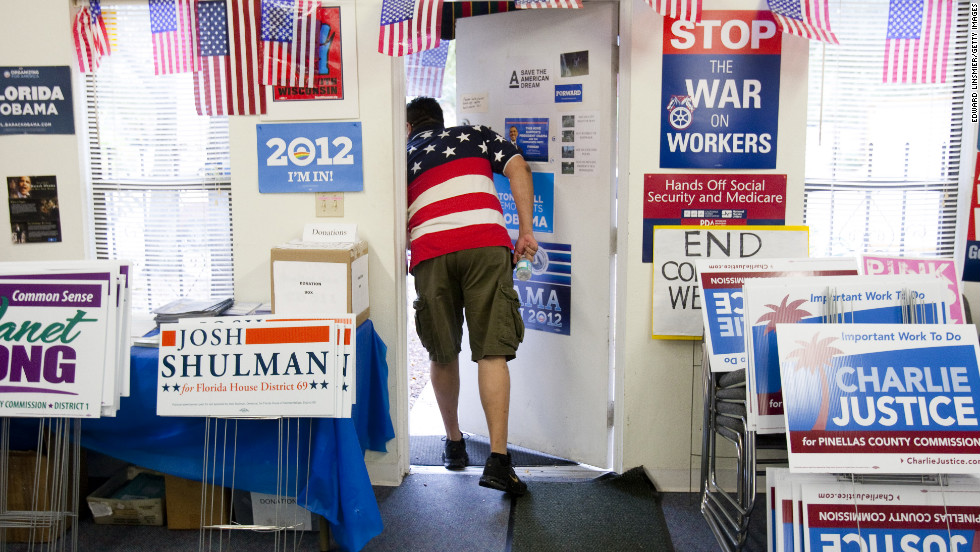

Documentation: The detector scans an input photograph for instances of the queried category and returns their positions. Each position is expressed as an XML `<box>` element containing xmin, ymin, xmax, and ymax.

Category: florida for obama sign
<box><xmin>660</xmin><ymin>11</ymin><xmax>781</xmax><ymax>169</ymax></box>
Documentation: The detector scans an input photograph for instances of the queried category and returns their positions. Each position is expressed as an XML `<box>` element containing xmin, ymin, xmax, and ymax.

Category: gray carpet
<box><xmin>510</xmin><ymin>467</ymin><xmax>674</xmax><ymax>552</ymax></box>
<box><xmin>410</xmin><ymin>434</ymin><xmax>576</xmax><ymax>467</ymax></box>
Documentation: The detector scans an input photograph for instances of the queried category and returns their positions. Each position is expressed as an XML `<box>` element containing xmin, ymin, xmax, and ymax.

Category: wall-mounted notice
<box><xmin>660</xmin><ymin>11</ymin><xmax>781</xmax><ymax>169</ymax></box>
<box><xmin>0</xmin><ymin>66</ymin><xmax>74</xmax><ymax>135</ymax></box>
<box><xmin>494</xmin><ymin>172</ymin><xmax>555</xmax><ymax>234</ymax></box>
<box><xmin>515</xmin><ymin>241</ymin><xmax>571</xmax><ymax>335</ymax></box>
<box><xmin>642</xmin><ymin>173</ymin><xmax>786</xmax><ymax>262</ymax></box>
<box><xmin>650</xmin><ymin>225</ymin><xmax>808</xmax><ymax>339</ymax></box>
<box><xmin>778</xmin><ymin>324</ymin><xmax>980</xmax><ymax>473</ymax></box>
<box><xmin>505</xmin><ymin>58</ymin><xmax>553</xmax><ymax>104</ymax></box>
<box><xmin>558</xmin><ymin>111</ymin><xmax>599</xmax><ymax>176</ymax></box>
<box><xmin>7</xmin><ymin>175</ymin><xmax>62</xmax><ymax>243</ymax></box>
<box><xmin>504</xmin><ymin>117</ymin><xmax>549</xmax><ymax>163</ymax></box>
<box><xmin>963</xmin><ymin>152</ymin><xmax>980</xmax><ymax>281</ymax></box>
<box><xmin>256</xmin><ymin>122</ymin><xmax>363</xmax><ymax>192</ymax></box>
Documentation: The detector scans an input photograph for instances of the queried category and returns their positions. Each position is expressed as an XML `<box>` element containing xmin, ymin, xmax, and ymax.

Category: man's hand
<box><xmin>513</xmin><ymin>232</ymin><xmax>538</xmax><ymax>265</ymax></box>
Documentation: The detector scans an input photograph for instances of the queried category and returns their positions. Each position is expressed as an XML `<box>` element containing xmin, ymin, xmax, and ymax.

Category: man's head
<box><xmin>406</xmin><ymin>97</ymin><xmax>444</xmax><ymax>134</ymax></box>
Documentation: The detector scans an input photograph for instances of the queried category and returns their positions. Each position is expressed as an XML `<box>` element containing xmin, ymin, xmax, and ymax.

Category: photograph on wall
<box><xmin>555</xmin><ymin>111</ymin><xmax>599</xmax><ymax>175</ymax></box>
<box><xmin>262</xmin><ymin>0</ymin><xmax>359</xmax><ymax>120</ymax></box>
<box><xmin>504</xmin><ymin>117</ymin><xmax>549</xmax><ymax>163</ymax></box>
<box><xmin>7</xmin><ymin>175</ymin><xmax>62</xmax><ymax>243</ymax></box>
<box><xmin>559</xmin><ymin>50</ymin><xmax>588</xmax><ymax>77</ymax></box>
<box><xmin>0</xmin><ymin>66</ymin><xmax>74</xmax><ymax>135</ymax></box>
<box><xmin>659</xmin><ymin>11</ymin><xmax>781</xmax><ymax>169</ymax></box>
<box><xmin>515</xmin><ymin>241</ymin><xmax>571</xmax><ymax>335</ymax></box>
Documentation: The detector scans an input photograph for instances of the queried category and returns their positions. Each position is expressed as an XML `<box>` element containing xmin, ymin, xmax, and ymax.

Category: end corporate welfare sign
<box><xmin>660</xmin><ymin>12</ymin><xmax>781</xmax><ymax>169</ymax></box>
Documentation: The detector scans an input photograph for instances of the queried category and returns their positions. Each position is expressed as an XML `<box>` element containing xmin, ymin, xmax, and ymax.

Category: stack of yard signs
<box><xmin>742</xmin><ymin>274</ymin><xmax>951</xmax><ymax>434</ymax></box>
<box><xmin>0</xmin><ymin>260</ymin><xmax>131</xmax><ymax>418</ymax></box>
<box><xmin>156</xmin><ymin>315</ymin><xmax>356</xmax><ymax>418</ymax></box>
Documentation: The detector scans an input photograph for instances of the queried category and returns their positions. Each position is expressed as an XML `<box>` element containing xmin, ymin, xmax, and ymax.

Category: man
<box><xmin>406</xmin><ymin>97</ymin><xmax>537</xmax><ymax>496</ymax></box>
<box><xmin>8</xmin><ymin>176</ymin><xmax>31</xmax><ymax>199</ymax></box>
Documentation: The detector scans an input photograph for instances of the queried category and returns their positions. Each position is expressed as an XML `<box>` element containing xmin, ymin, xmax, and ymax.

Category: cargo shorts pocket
<box><xmin>413</xmin><ymin>295</ymin><xmax>435</xmax><ymax>354</ymax></box>
<box><xmin>490</xmin><ymin>283</ymin><xmax>525</xmax><ymax>352</ymax></box>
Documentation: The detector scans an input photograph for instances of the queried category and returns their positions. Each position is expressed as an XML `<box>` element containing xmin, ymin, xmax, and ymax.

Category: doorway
<box><xmin>403</xmin><ymin>1</ymin><xmax>621</xmax><ymax>471</ymax></box>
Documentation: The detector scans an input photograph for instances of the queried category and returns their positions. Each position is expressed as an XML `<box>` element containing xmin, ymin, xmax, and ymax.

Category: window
<box><xmin>804</xmin><ymin>0</ymin><xmax>969</xmax><ymax>258</ymax></box>
<box><xmin>81</xmin><ymin>3</ymin><xmax>234</xmax><ymax>315</ymax></box>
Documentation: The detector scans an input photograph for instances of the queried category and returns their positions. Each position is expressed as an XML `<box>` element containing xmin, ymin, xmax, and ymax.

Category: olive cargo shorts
<box><xmin>412</xmin><ymin>247</ymin><xmax>525</xmax><ymax>363</ymax></box>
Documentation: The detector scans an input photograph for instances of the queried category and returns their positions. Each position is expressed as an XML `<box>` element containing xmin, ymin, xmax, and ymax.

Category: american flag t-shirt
<box><xmin>405</xmin><ymin>41</ymin><xmax>449</xmax><ymax>98</ymax></box>
<box><xmin>150</xmin><ymin>0</ymin><xmax>200</xmax><ymax>74</ymax></box>
<box><xmin>767</xmin><ymin>0</ymin><xmax>838</xmax><ymax>44</ymax></box>
<box><xmin>194</xmin><ymin>0</ymin><xmax>265</xmax><ymax>116</ymax></box>
<box><xmin>261</xmin><ymin>0</ymin><xmax>318</xmax><ymax>87</ymax></box>
<box><xmin>883</xmin><ymin>0</ymin><xmax>952</xmax><ymax>83</ymax></box>
<box><xmin>378</xmin><ymin>0</ymin><xmax>443</xmax><ymax>57</ymax></box>
<box><xmin>643</xmin><ymin>0</ymin><xmax>701</xmax><ymax>23</ymax></box>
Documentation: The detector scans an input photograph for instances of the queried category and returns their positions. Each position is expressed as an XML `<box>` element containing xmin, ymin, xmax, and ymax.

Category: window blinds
<box><xmin>803</xmin><ymin>0</ymin><xmax>968</xmax><ymax>258</ymax></box>
<box><xmin>82</xmin><ymin>3</ymin><xmax>234</xmax><ymax>315</ymax></box>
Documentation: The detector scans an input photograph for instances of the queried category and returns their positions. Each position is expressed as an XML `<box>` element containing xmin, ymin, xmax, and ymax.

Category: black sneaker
<box><xmin>479</xmin><ymin>453</ymin><xmax>527</xmax><ymax>496</ymax></box>
<box><xmin>442</xmin><ymin>437</ymin><xmax>468</xmax><ymax>470</ymax></box>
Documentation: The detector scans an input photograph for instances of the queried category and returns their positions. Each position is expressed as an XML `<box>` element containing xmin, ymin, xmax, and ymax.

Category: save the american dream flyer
<box><xmin>743</xmin><ymin>274</ymin><xmax>950</xmax><ymax>434</ymax></box>
<box><xmin>158</xmin><ymin>318</ymin><xmax>349</xmax><ymax>418</ymax></box>
<box><xmin>777</xmin><ymin>323</ymin><xmax>980</xmax><ymax>474</ymax></box>
<box><xmin>801</xmin><ymin>480</ymin><xmax>980</xmax><ymax>552</ymax></box>
<box><xmin>696</xmin><ymin>257</ymin><xmax>858</xmax><ymax>372</ymax></box>
<box><xmin>0</xmin><ymin>279</ymin><xmax>110</xmax><ymax>418</ymax></box>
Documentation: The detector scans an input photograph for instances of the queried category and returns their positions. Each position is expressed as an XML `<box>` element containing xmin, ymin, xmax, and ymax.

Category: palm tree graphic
<box><xmin>755</xmin><ymin>295</ymin><xmax>812</xmax><ymax>334</ymax></box>
<box><xmin>786</xmin><ymin>334</ymin><xmax>843</xmax><ymax>431</ymax></box>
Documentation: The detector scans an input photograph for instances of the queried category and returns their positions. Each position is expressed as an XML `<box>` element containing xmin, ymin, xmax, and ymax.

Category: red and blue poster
<box><xmin>962</xmin><ymin>153</ymin><xmax>980</xmax><ymax>281</ymax></box>
<box><xmin>272</xmin><ymin>6</ymin><xmax>345</xmax><ymax>101</ymax></box>
<box><xmin>504</xmin><ymin>117</ymin><xmax>549</xmax><ymax>163</ymax></box>
<box><xmin>514</xmin><ymin>241</ymin><xmax>570</xmax><ymax>335</ymax></box>
<box><xmin>778</xmin><ymin>323</ymin><xmax>980</xmax><ymax>473</ymax></box>
<box><xmin>660</xmin><ymin>11</ymin><xmax>781</xmax><ymax>169</ymax></box>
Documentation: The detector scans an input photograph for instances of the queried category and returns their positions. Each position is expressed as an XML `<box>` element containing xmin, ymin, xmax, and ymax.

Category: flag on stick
<box><xmin>149</xmin><ymin>0</ymin><xmax>200</xmax><ymax>74</ymax></box>
<box><xmin>767</xmin><ymin>0</ymin><xmax>838</xmax><ymax>44</ymax></box>
<box><xmin>643</xmin><ymin>0</ymin><xmax>701</xmax><ymax>23</ymax></box>
<box><xmin>261</xmin><ymin>0</ymin><xmax>319</xmax><ymax>87</ymax></box>
<box><xmin>379</xmin><ymin>0</ymin><xmax>444</xmax><ymax>57</ymax></box>
<box><xmin>883</xmin><ymin>0</ymin><xmax>952</xmax><ymax>84</ymax></box>
<box><xmin>194</xmin><ymin>0</ymin><xmax>266</xmax><ymax>116</ymax></box>
<box><xmin>73</xmin><ymin>4</ymin><xmax>111</xmax><ymax>73</ymax></box>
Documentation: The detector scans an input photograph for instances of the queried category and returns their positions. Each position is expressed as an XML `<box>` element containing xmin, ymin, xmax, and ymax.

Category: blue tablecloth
<box><xmin>80</xmin><ymin>319</ymin><xmax>395</xmax><ymax>552</ymax></box>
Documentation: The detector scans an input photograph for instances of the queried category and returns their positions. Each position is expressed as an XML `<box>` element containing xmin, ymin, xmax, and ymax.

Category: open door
<box><xmin>454</xmin><ymin>2</ymin><xmax>618</xmax><ymax>468</ymax></box>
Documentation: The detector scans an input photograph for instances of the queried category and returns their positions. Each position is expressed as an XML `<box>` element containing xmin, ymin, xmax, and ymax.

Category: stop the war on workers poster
<box><xmin>660</xmin><ymin>11</ymin><xmax>781</xmax><ymax>169</ymax></box>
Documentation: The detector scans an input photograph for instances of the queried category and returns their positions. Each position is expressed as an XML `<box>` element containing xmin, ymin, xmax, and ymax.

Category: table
<box><xmin>79</xmin><ymin>319</ymin><xmax>395</xmax><ymax>552</ymax></box>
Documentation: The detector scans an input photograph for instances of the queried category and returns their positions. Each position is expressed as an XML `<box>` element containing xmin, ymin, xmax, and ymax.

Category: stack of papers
<box><xmin>152</xmin><ymin>297</ymin><xmax>234</xmax><ymax>326</ymax></box>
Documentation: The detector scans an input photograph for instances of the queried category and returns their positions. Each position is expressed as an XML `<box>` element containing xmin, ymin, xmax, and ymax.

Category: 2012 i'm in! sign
<box><xmin>256</xmin><ymin>122</ymin><xmax>363</xmax><ymax>193</ymax></box>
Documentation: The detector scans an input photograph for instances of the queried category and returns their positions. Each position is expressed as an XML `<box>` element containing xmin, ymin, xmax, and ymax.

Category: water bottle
<box><xmin>515</xmin><ymin>258</ymin><xmax>532</xmax><ymax>281</ymax></box>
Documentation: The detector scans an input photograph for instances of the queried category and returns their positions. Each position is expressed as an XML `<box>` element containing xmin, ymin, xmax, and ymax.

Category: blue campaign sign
<box><xmin>493</xmin><ymin>172</ymin><xmax>555</xmax><ymax>234</ymax></box>
<box><xmin>554</xmin><ymin>84</ymin><xmax>582</xmax><ymax>103</ymax></box>
<box><xmin>659</xmin><ymin>11</ymin><xmax>781</xmax><ymax>169</ymax></box>
<box><xmin>0</xmin><ymin>66</ymin><xmax>74</xmax><ymax>135</ymax></box>
<box><xmin>963</xmin><ymin>241</ymin><xmax>980</xmax><ymax>281</ymax></box>
<box><xmin>514</xmin><ymin>241</ymin><xmax>571</xmax><ymax>335</ymax></box>
<box><xmin>504</xmin><ymin>117</ymin><xmax>549</xmax><ymax>163</ymax></box>
<box><xmin>256</xmin><ymin>122</ymin><xmax>363</xmax><ymax>193</ymax></box>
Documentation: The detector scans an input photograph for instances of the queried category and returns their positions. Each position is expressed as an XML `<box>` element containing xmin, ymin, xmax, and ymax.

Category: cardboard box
<box><xmin>270</xmin><ymin>240</ymin><xmax>369</xmax><ymax>325</ymax></box>
<box><xmin>3</xmin><ymin>450</ymin><xmax>73</xmax><ymax>542</ymax></box>
<box><xmin>249</xmin><ymin>492</ymin><xmax>314</xmax><ymax>530</ymax></box>
<box><xmin>163</xmin><ymin>474</ymin><xmax>231</xmax><ymax>529</ymax></box>
<box><xmin>86</xmin><ymin>467</ymin><xmax>165</xmax><ymax>526</ymax></box>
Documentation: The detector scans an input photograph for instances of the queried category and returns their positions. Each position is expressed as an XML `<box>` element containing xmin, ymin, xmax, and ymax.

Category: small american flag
<box><xmin>73</xmin><ymin>4</ymin><xmax>111</xmax><ymax>73</ymax></box>
<box><xmin>516</xmin><ymin>0</ymin><xmax>583</xmax><ymax>7</ymax></box>
<box><xmin>194</xmin><ymin>0</ymin><xmax>265</xmax><ymax>116</ymax></box>
<box><xmin>883</xmin><ymin>0</ymin><xmax>953</xmax><ymax>84</ymax></box>
<box><xmin>378</xmin><ymin>0</ymin><xmax>444</xmax><ymax>57</ymax></box>
<box><xmin>644</xmin><ymin>0</ymin><xmax>701</xmax><ymax>23</ymax></box>
<box><xmin>150</xmin><ymin>0</ymin><xmax>200</xmax><ymax>74</ymax></box>
<box><xmin>767</xmin><ymin>0</ymin><xmax>838</xmax><ymax>44</ymax></box>
<box><xmin>406</xmin><ymin>41</ymin><xmax>449</xmax><ymax>98</ymax></box>
<box><xmin>261</xmin><ymin>0</ymin><xmax>318</xmax><ymax>87</ymax></box>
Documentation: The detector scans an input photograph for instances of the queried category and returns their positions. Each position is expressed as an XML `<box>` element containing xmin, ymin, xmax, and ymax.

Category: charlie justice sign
<box><xmin>660</xmin><ymin>11</ymin><xmax>781</xmax><ymax>169</ymax></box>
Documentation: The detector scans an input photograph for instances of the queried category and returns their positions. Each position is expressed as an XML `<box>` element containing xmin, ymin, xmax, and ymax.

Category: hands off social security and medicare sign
<box><xmin>660</xmin><ymin>11</ymin><xmax>781</xmax><ymax>169</ymax></box>
<box><xmin>256</xmin><ymin>122</ymin><xmax>363</xmax><ymax>193</ymax></box>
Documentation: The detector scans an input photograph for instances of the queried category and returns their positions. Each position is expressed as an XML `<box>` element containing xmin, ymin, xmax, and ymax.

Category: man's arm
<box><xmin>503</xmin><ymin>156</ymin><xmax>538</xmax><ymax>264</ymax></box>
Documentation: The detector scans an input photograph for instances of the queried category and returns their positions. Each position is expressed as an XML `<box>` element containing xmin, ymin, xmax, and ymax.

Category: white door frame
<box><xmin>388</xmin><ymin>0</ymin><xmax>634</xmax><ymax>478</ymax></box>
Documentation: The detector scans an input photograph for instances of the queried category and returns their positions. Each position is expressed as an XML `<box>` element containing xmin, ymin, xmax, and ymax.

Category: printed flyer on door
<box><xmin>6</xmin><ymin>174</ymin><xmax>62</xmax><ymax>243</ymax></box>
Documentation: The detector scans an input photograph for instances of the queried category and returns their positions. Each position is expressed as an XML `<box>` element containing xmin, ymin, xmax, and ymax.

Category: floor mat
<box><xmin>410</xmin><ymin>434</ymin><xmax>577</xmax><ymax>467</ymax></box>
<box><xmin>510</xmin><ymin>467</ymin><xmax>675</xmax><ymax>552</ymax></box>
